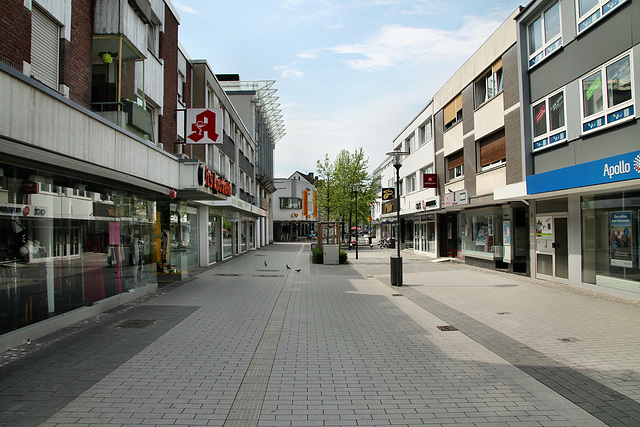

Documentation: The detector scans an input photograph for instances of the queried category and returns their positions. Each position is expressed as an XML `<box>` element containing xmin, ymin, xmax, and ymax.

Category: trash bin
<box><xmin>390</xmin><ymin>256</ymin><xmax>403</xmax><ymax>286</ymax></box>
<box><xmin>388</xmin><ymin>238</ymin><xmax>396</xmax><ymax>249</ymax></box>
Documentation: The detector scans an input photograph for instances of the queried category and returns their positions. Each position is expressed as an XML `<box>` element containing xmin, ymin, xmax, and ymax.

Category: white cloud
<box><xmin>275</xmin><ymin>65</ymin><xmax>305</xmax><ymax>79</ymax></box>
<box><xmin>297</xmin><ymin>51</ymin><xmax>320</xmax><ymax>60</ymax></box>
<box><xmin>174</xmin><ymin>2</ymin><xmax>198</xmax><ymax>14</ymax></box>
<box><xmin>328</xmin><ymin>16</ymin><xmax>503</xmax><ymax>71</ymax></box>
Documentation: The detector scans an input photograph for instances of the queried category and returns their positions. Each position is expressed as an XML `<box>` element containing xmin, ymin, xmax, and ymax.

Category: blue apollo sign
<box><xmin>527</xmin><ymin>150</ymin><xmax>640</xmax><ymax>194</ymax></box>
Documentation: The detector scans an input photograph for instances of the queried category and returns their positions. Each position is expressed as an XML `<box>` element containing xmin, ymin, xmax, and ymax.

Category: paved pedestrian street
<box><xmin>1</xmin><ymin>242</ymin><xmax>639</xmax><ymax>426</ymax></box>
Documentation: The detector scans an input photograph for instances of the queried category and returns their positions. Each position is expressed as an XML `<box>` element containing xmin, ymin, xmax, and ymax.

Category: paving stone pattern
<box><xmin>0</xmin><ymin>242</ymin><xmax>637</xmax><ymax>426</ymax></box>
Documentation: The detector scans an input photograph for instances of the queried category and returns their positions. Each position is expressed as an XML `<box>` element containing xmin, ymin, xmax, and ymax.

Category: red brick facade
<box><xmin>159</xmin><ymin>4</ymin><xmax>179</xmax><ymax>156</ymax></box>
<box><xmin>60</xmin><ymin>0</ymin><xmax>93</xmax><ymax>108</ymax></box>
<box><xmin>0</xmin><ymin>2</ymin><xmax>31</xmax><ymax>72</ymax></box>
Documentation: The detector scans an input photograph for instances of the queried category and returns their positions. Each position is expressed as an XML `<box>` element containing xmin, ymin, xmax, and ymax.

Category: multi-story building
<box><xmin>218</xmin><ymin>76</ymin><xmax>284</xmax><ymax>245</ymax></box>
<box><xmin>272</xmin><ymin>172</ymin><xmax>318</xmax><ymax>241</ymax></box>
<box><xmin>389</xmin><ymin>101</ymin><xmax>438</xmax><ymax>255</ymax></box>
<box><xmin>516</xmin><ymin>0</ymin><xmax>640</xmax><ymax>296</ymax></box>
<box><xmin>0</xmin><ymin>0</ymin><xmax>280</xmax><ymax>349</ymax></box>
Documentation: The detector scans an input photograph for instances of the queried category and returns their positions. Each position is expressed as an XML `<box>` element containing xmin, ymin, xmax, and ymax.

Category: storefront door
<box><xmin>535</xmin><ymin>215</ymin><xmax>568</xmax><ymax>283</ymax></box>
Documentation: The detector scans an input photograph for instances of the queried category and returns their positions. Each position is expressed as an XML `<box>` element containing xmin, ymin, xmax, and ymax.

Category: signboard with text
<box><xmin>186</xmin><ymin>108</ymin><xmax>223</xmax><ymax>144</ymax></box>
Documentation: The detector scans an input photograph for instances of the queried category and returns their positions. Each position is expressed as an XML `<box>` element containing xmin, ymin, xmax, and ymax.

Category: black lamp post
<box><xmin>352</xmin><ymin>183</ymin><xmax>360</xmax><ymax>260</ymax></box>
<box><xmin>386</xmin><ymin>149</ymin><xmax>408</xmax><ymax>286</ymax></box>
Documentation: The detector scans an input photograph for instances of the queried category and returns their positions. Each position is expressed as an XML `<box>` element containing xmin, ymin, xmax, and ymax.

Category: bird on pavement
<box><xmin>264</xmin><ymin>261</ymin><xmax>267</xmax><ymax>267</ymax></box>
<box><xmin>295</xmin><ymin>269</ymin><xmax>301</xmax><ymax>272</ymax></box>
<box><xmin>286</xmin><ymin>264</ymin><xmax>291</xmax><ymax>270</ymax></box>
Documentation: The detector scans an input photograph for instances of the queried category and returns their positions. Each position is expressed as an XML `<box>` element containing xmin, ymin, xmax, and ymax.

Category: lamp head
<box><xmin>385</xmin><ymin>150</ymin><xmax>409</xmax><ymax>167</ymax></box>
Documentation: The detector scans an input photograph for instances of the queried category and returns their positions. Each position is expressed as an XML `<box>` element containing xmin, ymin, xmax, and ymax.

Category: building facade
<box><xmin>0</xmin><ymin>0</ymin><xmax>281</xmax><ymax>347</ymax></box>
<box><xmin>273</xmin><ymin>172</ymin><xmax>318</xmax><ymax>241</ymax></box>
<box><xmin>516</xmin><ymin>0</ymin><xmax>640</xmax><ymax>296</ymax></box>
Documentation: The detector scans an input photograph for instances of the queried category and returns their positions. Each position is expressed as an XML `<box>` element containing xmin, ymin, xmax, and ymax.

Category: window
<box><xmin>177</xmin><ymin>72</ymin><xmax>185</xmax><ymax>104</ymax></box>
<box><xmin>406</xmin><ymin>174</ymin><xmax>416</xmax><ymax>193</ymax></box>
<box><xmin>280</xmin><ymin>198</ymin><xmax>302</xmax><ymax>209</ymax></box>
<box><xmin>478</xmin><ymin>130</ymin><xmax>506</xmax><ymax>169</ymax></box>
<box><xmin>576</xmin><ymin>0</ymin><xmax>628</xmax><ymax>34</ymax></box>
<box><xmin>147</xmin><ymin>25</ymin><xmax>158</xmax><ymax>56</ymax></box>
<box><xmin>31</xmin><ymin>6</ymin><xmax>59</xmax><ymax>90</ymax></box>
<box><xmin>404</xmin><ymin>135</ymin><xmax>414</xmax><ymax>154</ymax></box>
<box><xmin>580</xmin><ymin>51</ymin><xmax>634</xmax><ymax>134</ymax></box>
<box><xmin>419</xmin><ymin>120</ymin><xmax>432</xmax><ymax>146</ymax></box>
<box><xmin>444</xmin><ymin>94</ymin><xmax>463</xmax><ymax>131</ymax></box>
<box><xmin>219</xmin><ymin>153</ymin><xmax>227</xmax><ymax>176</ymax></box>
<box><xmin>532</xmin><ymin>88</ymin><xmax>567</xmax><ymax>151</ymax></box>
<box><xmin>388</xmin><ymin>178</ymin><xmax>394</xmax><ymax>188</ymax></box>
<box><xmin>474</xmin><ymin>59</ymin><xmax>504</xmax><ymax>109</ymax></box>
<box><xmin>229</xmin><ymin>161</ymin><xmax>235</xmax><ymax>183</ymax></box>
<box><xmin>447</xmin><ymin>151</ymin><xmax>464</xmax><ymax>181</ymax></box>
<box><xmin>421</xmin><ymin>164</ymin><xmax>434</xmax><ymax>176</ymax></box>
<box><xmin>528</xmin><ymin>1</ymin><xmax>562</xmax><ymax>68</ymax></box>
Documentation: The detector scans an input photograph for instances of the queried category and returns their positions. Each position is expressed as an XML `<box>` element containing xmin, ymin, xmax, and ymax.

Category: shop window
<box><xmin>581</xmin><ymin>191</ymin><xmax>639</xmax><ymax>294</ymax></box>
<box><xmin>447</xmin><ymin>150</ymin><xmax>464</xmax><ymax>181</ymax></box>
<box><xmin>528</xmin><ymin>1</ymin><xmax>562</xmax><ymax>68</ymax></box>
<box><xmin>444</xmin><ymin>94</ymin><xmax>463</xmax><ymax>131</ymax></box>
<box><xmin>580</xmin><ymin>51</ymin><xmax>634</xmax><ymax>134</ymax></box>
<box><xmin>280</xmin><ymin>197</ymin><xmax>302</xmax><ymax>209</ymax></box>
<box><xmin>532</xmin><ymin>87</ymin><xmax>567</xmax><ymax>151</ymax></box>
<box><xmin>460</xmin><ymin>209</ymin><xmax>504</xmax><ymax>256</ymax></box>
<box><xmin>474</xmin><ymin>59</ymin><xmax>504</xmax><ymax>108</ymax></box>
<box><xmin>576</xmin><ymin>0</ymin><xmax>628</xmax><ymax>34</ymax></box>
<box><xmin>478</xmin><ymin>130</ymin><xmax>506</xmax><ymax>170</ymax></box>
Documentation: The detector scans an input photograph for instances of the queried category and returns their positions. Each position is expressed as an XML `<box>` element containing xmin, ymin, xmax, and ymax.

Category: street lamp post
<box><xmin>386</xmin><ymin>150</ymin><xmax>408</xmax><ymax>286</ymax></box>
<box><xmin>352</xmin><ymin>183</ymin><xmax>360</xmax><ymax>260</ymax></box>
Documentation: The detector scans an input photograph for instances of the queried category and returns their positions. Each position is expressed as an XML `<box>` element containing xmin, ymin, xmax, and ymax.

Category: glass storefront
<box><xmin>0</xmin><ymin>162</ymin><xmax>158</xmax><ymax>335</ymax></box>
<box><xmin>582</xmin><ymin>190</ymin><xmax>640</xmax><ymax>293</ymax></box>
<box><xmin>413</xmin><ymin>214</ymin><xmax>436</xmax><ymax>254</ymax></box>
<box><xmin>459</xmin><ymin>207</ymin><xmax>505</xmax><ymax>258</ymax></box>
<box><xmin>208</xmin><ymin>211</ymin><xmax>220</xmax><ymax>264</ymax></box>
<box><xmin>222</xmin><ymin>219</ymin><xmax>233</xmax><ymax>259</ymax></box>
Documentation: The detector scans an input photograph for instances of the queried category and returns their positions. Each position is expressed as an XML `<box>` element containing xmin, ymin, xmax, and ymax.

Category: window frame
<box><xmin>531</xmin><ymin>87</ymin><xmax>568</xmax><ymax>152</ymax></box>
<box><xmin>527</xmin><ymin>1</ymin><xmax>563</xmax><ymax>69</ymax></box>
<box><xmin>579</xmin><ymin>50</ymin><xmax>635</xmax><ymax>135</ymax></box>
<box><xmin>446</xmin><ymin>151</ymin><xmax>464</xmax><ymax>182</ymax></box>
<box><xmin>576</xmin><ymin>0</ymin><xmax>629</xmax><ymax>34</ymax></box>
<box><xmin>474</xmin><ymin>61</ymin><xmax>504</xmax><ymax>109</ymax></box>
<box><xmin>279</xmin><ymin>198</ymin><xmax>302</xmax><ymax>209</ymax></box>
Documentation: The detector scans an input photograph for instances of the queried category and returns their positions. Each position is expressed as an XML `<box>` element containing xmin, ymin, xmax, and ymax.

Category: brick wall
<box><xmin>159</xmin><ymin>4</ymin><xmax>179</xmax><ymax>156</ymax></box>
<box><xmin>0</xmin><ymin>2</ymin><xmax>31</xmax><ymax>71</ymax></box>
<box><xmin>60</xmin><ymin>0</ymin><xmax>93</xmax><ymax>108</ymax></box>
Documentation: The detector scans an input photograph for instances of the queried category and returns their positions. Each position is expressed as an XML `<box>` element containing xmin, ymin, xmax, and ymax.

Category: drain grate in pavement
<box><xmin>253</xmin><ymin>274</ymin><xmax>284</xmax><ymax>278</ymax></box>
<box><xmin>495</xmin><ymin>284</ymin><xmax>518</xmax><ymax>288</ymax></box>
<box><xmin>558</xmin><ymin>337</ymin><xmax>580</xmax><ymax>342</ymax></box>
<box><xmin>116</xmin><ymin>319</ymin><xmax>155</xmax><ymax>329</ymax></box>
<box><xmin>391</xmin><ymin>293</ymin><xmax>403</xmax><ymax>297</ymax></box>
<box><xmin>437</xmin><ymin>325</ymin><xmax>458</xmax><ymax>331</ymax></box>
<box><xmin>214</xmin><ymin>273</ymin><xmax>241</xmax><ymax>277</ymax></box>
<box><xmin>497</xmin><ymin>311</ymin><xmax>512</xmax><ymax>315</ymax></box>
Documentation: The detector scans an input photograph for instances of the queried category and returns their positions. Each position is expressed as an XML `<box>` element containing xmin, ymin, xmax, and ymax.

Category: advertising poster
<box><xmin>503</xmin><ymin>220</ymin><xmax>511</xmax><ymax>246</ymax></box>
<box><xmin>535</xmin><ymin>216</ymin><xmax>553</xmax><ymax>237</ymax></box>
<box><xmin>610</xmin><ymin>211</ymin><xmax>633</xmax><ymax>267</ymax></box>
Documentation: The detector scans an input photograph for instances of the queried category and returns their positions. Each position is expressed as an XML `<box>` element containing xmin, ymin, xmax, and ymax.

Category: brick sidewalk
<box><xmin>0</xmin><ymin>242</ymin><xmax>637</xmax><ymax>426</ymax></box>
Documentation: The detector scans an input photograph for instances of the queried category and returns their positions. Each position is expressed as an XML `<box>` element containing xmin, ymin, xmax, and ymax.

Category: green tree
<box><xmin>315</xmin><ymin>148</ymin><xmax>379</xmax><ymax>229</ymax></box>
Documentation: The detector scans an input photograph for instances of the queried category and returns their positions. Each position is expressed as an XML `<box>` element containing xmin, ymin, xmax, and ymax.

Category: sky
<box><xmin>175</xmin><ymin>0</ymin><xmax>524</xmax><ymax>178</ymax></box>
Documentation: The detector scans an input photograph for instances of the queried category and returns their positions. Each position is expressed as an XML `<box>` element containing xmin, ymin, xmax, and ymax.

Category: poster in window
<box><xmin>503</xmin><ymin>220</ymin><xmax>511</xmax><ymax>246</ymax></box>
<box><xmin>610</xmin><ymin>211</ymin><xmax>632</xmax><ymax>267</ymax></box>
<box><xmin>535</xmin><ymin>216</ymin><xmax>553</xmax><ymax>237</ymax></box>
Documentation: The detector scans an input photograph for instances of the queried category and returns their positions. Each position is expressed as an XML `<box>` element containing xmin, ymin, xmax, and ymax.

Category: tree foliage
<box><xmin>315</xmin><ymin>148</ymin><xmax>379</xmax><ymax>227</ymax></box>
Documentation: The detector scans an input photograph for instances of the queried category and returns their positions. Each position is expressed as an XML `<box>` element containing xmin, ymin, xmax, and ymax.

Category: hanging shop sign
<box><xmin>382</xmin><ymin>188</ymin><xmax>395</xmax><ymax>200</ymax></box>
<box><xmin>198</xmin><ymin>165</ymin><xmax>232</xmax><ymax>196</ymax></box>
<box><xmin>313</xmin><ymin>190</ymin><xmax>318</xmax><ymax>218</ymax></box>
<box><xmin>186</xmin><ymin>108</ymin><xmax>223</xmax><ymax>144</ymax></box>
<box><xmin>382</xmin><ymin>199</ymin><xmax>396</xmax><ymax>214</ymax></box>
<box><xmin>303</xmin><ymin>190</ymin><xmax>309</xmax><ymax>217</ymax></box>
<box><xmin>422</xmin><ymin>173</ymin><xmax>437</xmax><ymax>189</ymax></box>
<box><xmin>414</xmin><ymin>197</ymin><xmax>438</xmax><ymax>211</ymax></box>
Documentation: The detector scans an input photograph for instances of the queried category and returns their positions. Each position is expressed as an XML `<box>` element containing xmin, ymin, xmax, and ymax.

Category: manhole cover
<box><xmin>116</xmin><ymin>319</ymin><xmax>155</xmax><ymax>329</ymax></box>
<box><xmin>437</xmin><ymin>325</ymin><xmax>458</xmax><ymax>331</ymax></box>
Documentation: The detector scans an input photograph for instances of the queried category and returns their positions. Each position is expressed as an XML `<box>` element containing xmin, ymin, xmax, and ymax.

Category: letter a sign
<box><xmin>186</xmin><ymin>108</ymin><xmax>223</xmax><ymax>144</ymax></box>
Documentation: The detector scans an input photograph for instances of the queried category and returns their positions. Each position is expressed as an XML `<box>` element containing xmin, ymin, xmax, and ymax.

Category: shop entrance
<box><xmin>535</xmin><ymin>215</ymin><xmax>568</xmax><ymax>283</ymax></box>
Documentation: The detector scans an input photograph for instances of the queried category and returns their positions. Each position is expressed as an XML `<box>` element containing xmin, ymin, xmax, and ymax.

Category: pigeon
<box><xmin>286</xmin><ymin>264</ymin><xmax>291</xmax><ymax>270</ymax></box>
<box><xmin>295</xmin><ymin>269</ymin><xmax>301</xmax><ymax>272</ymax></box>
<box><xmin>264</xmin><ymin>261</ymin><xmax>267</xmax><ymax>267</ymax></box>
